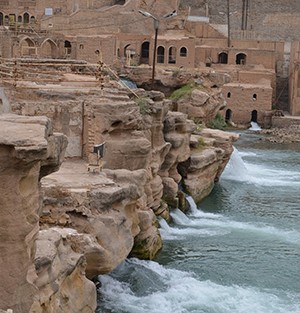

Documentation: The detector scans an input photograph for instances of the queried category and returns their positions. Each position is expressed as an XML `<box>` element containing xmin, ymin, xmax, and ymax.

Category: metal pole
<box><xmin>151</xmin><ymin>19</ymin><xmax>159</xmax><ymax>88</ymax></box>
<box><xmin>227</xmin><ymin>0</ymin><xmax>231</xmax><ymax>48</ymax></box>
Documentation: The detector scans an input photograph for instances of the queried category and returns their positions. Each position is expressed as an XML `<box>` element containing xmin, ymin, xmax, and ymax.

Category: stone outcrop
<box><xmin>31</xmin><ymin>228</ymin><xmax>96</xmax><ymax>313</ymax></box>
<box><xmin>176</xmin><ymin>87</ymin><xmax>226</xmax><ymax>124</ymax></box>
<box><xmin>40</xmin><ymin>161</ymin><xmax>148</xmax><ymax>277</ymax></box>
<box><xmin>0</xmin><ymin>114</ymin><xmax>69</xmax><ymax>312</ymax></box>
<box><xmin>2</xmin><ymin>71</ymin><xmax>238</xmax><ymax>311</ymax></box>
<box><xmin>178</xmin><ymin>129</ymin><xmax>239</xmax><ymax>203</ymax></box>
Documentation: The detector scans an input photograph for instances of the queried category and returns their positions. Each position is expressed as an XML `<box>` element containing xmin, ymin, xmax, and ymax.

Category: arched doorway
<box><xmin>236</xmin><ymin>53</ymin><xmax>246</xmax><ymax>65</ymax></box>
<box><xmin>140</xmin><ymin>41</ymin><xmax>150</xmax><ymax>64</ymax></box>
<box><xmin>124</xmin><ymin>44</ymin><xmax>137</xmax><ymax>66</ymax></box>
<box><xmin>20</xmin><ymin>37</ymin><xmax>36</xmax><ymax>56</ymax></box>
<box><xmin>218</xmin><ymin>52</ymin><xmax>228</xmax><ymax>64</ymax></box>
<box><xmin>168</xmin><ymin>46</ymin><xmax>176</xmax><ymax>64</ymax></box>
<box><xmin>157</xmin><ymin>46</ymin><xmax>165</xmax><ymax>64</ymax></box>
<box><xmin>40</xmin><ymin>39</ymin><xmax>58</xmax><ymax>58</ymax></box>
<box><xmin>225</xmin><ymin>109</ymin><xmax>232</xmax><ymax>122</ymax></box>
<box><xmin>251</xmin><ymin>110</ymin><xmax>258</xmax><ymax>122</ymax></box>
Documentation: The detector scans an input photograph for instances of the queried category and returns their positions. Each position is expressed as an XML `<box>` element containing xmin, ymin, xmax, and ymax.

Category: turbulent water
<box><xmin>97</xmin><ymin>131</ymin><xmax>300</xmax><ymax>313</ymax></box>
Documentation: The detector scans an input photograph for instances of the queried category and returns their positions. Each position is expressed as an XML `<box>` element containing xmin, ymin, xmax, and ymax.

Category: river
<box><xmin>96</xmin><ymin>130</ymin><xmax>300</xmax><ymax>313</ymax></box>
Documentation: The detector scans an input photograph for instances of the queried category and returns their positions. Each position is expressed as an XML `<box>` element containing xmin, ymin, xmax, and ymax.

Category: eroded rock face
<box><xmin>0</xmin><ymin>114</ymin><xmax>67</xmax><ymax>312</ymax></box>
<box><xmin>178</xmin><ymin>129</ymin><xmax>239</xmax><ymax>203</ymax></box>
<box><xmin>177</xmin><ymin>87</ymin><xmax>226</xmax><ymax>124</ymax></box>
<box><xmin>31</xmin><ymin>228</ymin><xmax>96</xmax><ymax>313</ymax></box>
<box><xmin>159</xmin><ymin>111</ymin><xmax>195</xmax><ymax>207</ymax></box>
<box><xmin>41</xmin><ymin>161</ymin><xmax>146</xmax><ymax>277</ymax></box>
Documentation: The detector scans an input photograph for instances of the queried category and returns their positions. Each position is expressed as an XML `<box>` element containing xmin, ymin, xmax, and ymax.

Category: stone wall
<box><xmin>184</xmin><ymin>0</ymin><xmax>300</xmax><ymax>41</ymax></box>
<box><xmin>222</xmin><ymin>82</ymin><xmax>273</xmax><ymax>125</ymax></box>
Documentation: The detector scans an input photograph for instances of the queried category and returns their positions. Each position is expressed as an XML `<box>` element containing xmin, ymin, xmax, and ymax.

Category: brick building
<box><xmin>0</xmin><ymin>0</ymin><xmax>294</xmax><ymax>125</ymax></box>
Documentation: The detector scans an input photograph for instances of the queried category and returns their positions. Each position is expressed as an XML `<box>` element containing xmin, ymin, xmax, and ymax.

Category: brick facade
<box><xmin>0</xmin><ymin>0</ymin><xmax>298</xmax><ymax>123</ymax></box>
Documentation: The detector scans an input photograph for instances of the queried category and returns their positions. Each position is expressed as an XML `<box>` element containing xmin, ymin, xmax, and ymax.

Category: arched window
<box><xmin>30</xmin><ymin>16</ymin><xmax>35</xmax><ymax>23</ymax></box>
<box><xmin>227</xmin><ymin>92</ymin><xmax>231</xmax><ymax>98</ymax></box>
<box><xmin>168</xmin><ymin>46</ymin><xmax>176</xmax><ymax>64</ymax></box>
<box><xmin>236</xmin><ymin>53</ymin><xmax>247</xmax><ymax>65</ymax></box>
<box><xmin>0</xmin><ymin>12</ymin><xmax>4</xmax><ymax>26</ymax></box>
<box><xmin>23</xmin><ymin>12</ymin><xmax>29</xmax><ymax>24</ymax></box>
<box><xmin>253</xmin><ymin>94</ymin><xmax>257</xmax><ymax>100</ymax></box>
<box><xmin>8</xmin><ymin>14</ymin><xmax>15</xmax><ymax>26</ymax></box>
<box><xmin>18</xmin><ymin>15</ymin><xmax>22</xmax><ymax>23</ymax></box>
<box><xmin>64</xmin><ymin>40</ymin><xmax>72</xmax><ymax>55</ymax></box>
<box><xmin>4</xmin><ymin>15</ymin><xmax>9</xmax><ymax>26</ymax></box>
<box><xmin>180</xmin><ymin>47</ymin><xmax>187</xmax><ymax>57</ymax></box>
<box><xmin>140</xmin><ymin>41</ymin><xmax>150</xmax><ymax>64</ymax></box>
<box><xmin>218</xmin><ymin>52</ymin><xmax>228</xmax><ymax>64</ymax></box>
<box><xmin>157</xmin><ymin>46</ymin><xmax>165</xmax><ymax>64</ymax></box>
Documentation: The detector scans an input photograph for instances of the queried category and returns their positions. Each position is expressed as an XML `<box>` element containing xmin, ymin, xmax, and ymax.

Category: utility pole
<box><xmin>227</xmin><ymin>0</ymin><xmax>231</xmax><ymax>47</ymax></box>
<box><xmin>242</xmin><ymin>0</ymin><xmax>249</xmax><ymax>30</ymax></box>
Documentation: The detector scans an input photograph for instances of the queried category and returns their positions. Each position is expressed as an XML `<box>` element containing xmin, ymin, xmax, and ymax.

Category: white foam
<box><xmin>161</xmin><ymin>205</ymin><xmax>300</xmax><ymax>245</ymax></box>
<box><xmin>186</xmin><ymin>195</ymin><xmax>222</xmax><ymax>219</ymax></box>
<box><xmin>159</xmin><ymin>216</ymin><xmax>226</xmax><ymax>240</ymax></box>
<box><xmin>221</xmin><ymin>147</ymin><xmax>300</xmax><ymax>187</ymax></box>
<box><xmin>249</xmin><ymin>121</ymin><xmax>262</xmax><ymax>131</ymax></box>
<box><xmin>98</xmin><ymin>259</ymin><xmax>300</xmax><ymax>313</ymax></box>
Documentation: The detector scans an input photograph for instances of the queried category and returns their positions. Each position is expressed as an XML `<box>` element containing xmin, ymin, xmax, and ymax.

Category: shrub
<box><xmin>197</xmin><ymin>137</ymin><xmax>206</xmax><ymax>150</ymax></box>
<box><xmin>135</xmin><ymin>97</ymin><xmax>150</xmax><ymax>115</ymax></box>
<box><xmin>208</xmin><ymin>113</ymin><xmax>227</xmax><ymax>130</ymax></box>
<box><xmin>170</xmin><ymin>84</ymin><xmax>194</xmax><ymax>101</ymax></box>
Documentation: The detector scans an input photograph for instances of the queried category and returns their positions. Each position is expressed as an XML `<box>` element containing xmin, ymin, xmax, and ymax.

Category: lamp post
<box><xmin>139</xmin><ymin>9</ymin><xmax>177</xmax><ymax>88</ymax></box>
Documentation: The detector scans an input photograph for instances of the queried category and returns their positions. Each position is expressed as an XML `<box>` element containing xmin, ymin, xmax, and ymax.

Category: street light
<box><xmin>138</xmin><ymin>9</ymin><xmax>177</xmax><ymax>88</ymax></box>
<box><xmin>219</xmin><ymin>5</ymin><xmax>237</xmax><ymax>48</ymax></box>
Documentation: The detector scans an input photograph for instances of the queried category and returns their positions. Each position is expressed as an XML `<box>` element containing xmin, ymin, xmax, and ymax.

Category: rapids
<box><xmin>97</xmin><ymin>131</ymin><xmax>300</xmax><ymax>313</ymax></box>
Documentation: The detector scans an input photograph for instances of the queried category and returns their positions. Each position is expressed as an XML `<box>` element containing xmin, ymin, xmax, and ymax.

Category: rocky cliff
<box><xmin>1</xmin><ymin>71</ymin><xmax>238</xmax><ymax>311</ymax></box>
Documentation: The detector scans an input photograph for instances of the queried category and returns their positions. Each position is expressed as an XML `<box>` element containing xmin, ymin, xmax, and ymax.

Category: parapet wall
<box><xmin>272</xmin><ymin>116</ymin><xmax>300</xmax><ymax>128</ymax></box>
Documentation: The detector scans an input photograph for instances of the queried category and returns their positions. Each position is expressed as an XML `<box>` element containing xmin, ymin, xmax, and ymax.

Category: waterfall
<box><xmin>249</xmin><ymin>121</ymin><xmax>261</xmax><ymax>131</ymax></box>
<box><xmin>221</xmin><ymin>147</ymin><xmax>249</xmax><ymax>181</ymax></box>
<box><xmin>186</xmin><ymin>195</ymin><xmax>198</xmax><ymax>215</ymax></box>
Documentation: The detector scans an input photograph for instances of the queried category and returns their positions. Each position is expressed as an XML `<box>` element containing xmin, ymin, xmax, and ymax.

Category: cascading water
<box><xmin>249</xmin><ymin>121</ymin><xmax>262</xmax><ymax>131</ymax></box>
<box><xmin>97</xmin><ymin>132</ymin><xmax>300</xmax><ymax>313</ymax></box>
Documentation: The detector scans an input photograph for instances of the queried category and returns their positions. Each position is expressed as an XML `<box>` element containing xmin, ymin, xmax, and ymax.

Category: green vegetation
<box><xmin>170</xmin><ymin>84</ymin><xmax>194</xmax><ymax>101</ymax></box>
<box><xmin>197</xmin><ymin>136</ymin><xmax>206</xmax><ymax>150</ymax></box>
<box><xmin>208</xmin><ymin>113</ymin><xmax>227</xmax><ymax>130</ymax></box>
<box><xmin>135</xmin><ymin>97</ymin><xmax>150</xmax><ymax>115</ymax></box>
<box><xmin>193</xmin><ymin>119</ymin><xmax>204</xmax><ymax>133</ymax></box>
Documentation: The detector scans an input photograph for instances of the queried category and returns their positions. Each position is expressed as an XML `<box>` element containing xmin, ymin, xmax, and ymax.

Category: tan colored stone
<box><xmin>0</xmin><ymin>114</ymin><xmax>67</xmax><ymax>313</ymax></box>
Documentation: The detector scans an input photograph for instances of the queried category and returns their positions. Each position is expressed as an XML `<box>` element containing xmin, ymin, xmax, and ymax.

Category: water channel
<box><xmin>97</xmin><ymin>130</ymin><xmax>300</xmax><ymax>313</ymax></box>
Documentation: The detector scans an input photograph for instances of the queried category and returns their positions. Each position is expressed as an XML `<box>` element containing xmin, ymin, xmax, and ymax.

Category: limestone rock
<box><xmin>177</xmin><ymin>87</ymin><xmax>226</xmax><ymax>124</ymax></box>
<box><xmin>159</xmin><ymin>111</ymin><xmax>194</xmax><ymax>207</ymax></box>
<box><xmin>130</xmin><ymin>210</ymin><xmax>163</xmax><ymax>259</ymax></box>
<box><xmin>30</xmin><ymin>228</ymin><xmax>96</xmax><ymax>313</ymax></box>
<box><xmin>0</xmin><ymin>114</ymin><xmax>67</xmax><ymax>313</ymax></box>
<box><xmin>41</xmin><ymin>161</ymin><xmax>146</xmax><ymax>277</ymax></box>
<box><xmin>179</xmin><ymin>128</ymin><xmax>239</xmax><ymax>203</ymax></box>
